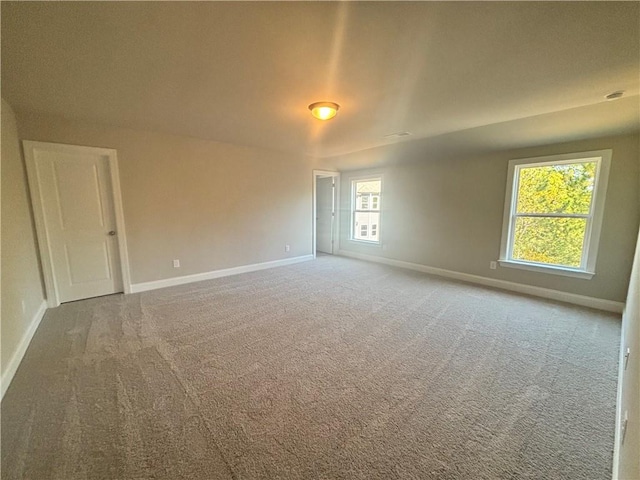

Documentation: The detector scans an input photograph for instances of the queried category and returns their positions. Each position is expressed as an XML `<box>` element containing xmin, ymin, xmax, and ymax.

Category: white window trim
<box><xmin>350</xmin><ymin>174</ymin><xmax>383</xmax><ymax>245</ymax></box>
<box><xmin>498</xmin><ymin>149</ymin><xmax>612</xmax><ymax>279</ymax></box>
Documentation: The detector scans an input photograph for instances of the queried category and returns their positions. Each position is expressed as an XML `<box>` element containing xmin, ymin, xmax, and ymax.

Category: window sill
<box><xmin>349</xmin><ymin>239</ymin><xmax>382</xmax><ymax>247</ymax></box>
<box><xmin>498</xmin><ymin>260</ymin><xmax>594</xmax><ymax>279</ymax></box>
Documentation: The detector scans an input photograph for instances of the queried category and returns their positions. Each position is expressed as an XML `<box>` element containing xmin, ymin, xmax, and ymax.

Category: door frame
<box><xmin>312</xmin><ymin>170</ymin><xmax>340</xmax><ymax>258</ymax></box>
<box><xmin>23</xmin><ymin>140</ymin><xmax>132</xmax><ymax>307</ymax></box>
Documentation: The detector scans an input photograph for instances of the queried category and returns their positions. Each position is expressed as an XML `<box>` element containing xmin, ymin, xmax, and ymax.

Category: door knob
<box><xmin>108</xmin><ymin>231</ymin><xmax>117</xmax><ymax>236</ymax></box>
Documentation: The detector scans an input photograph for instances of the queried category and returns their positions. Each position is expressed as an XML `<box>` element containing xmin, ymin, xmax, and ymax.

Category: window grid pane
<box><xmin>512</xmin><ymin>216</ymin><xmax>587</xmax><ymax>268</ymax></box>
<box><xmin>515</xmin><ymin>161</ymin><xmax>597</xmax><ymax>215</ymax></box>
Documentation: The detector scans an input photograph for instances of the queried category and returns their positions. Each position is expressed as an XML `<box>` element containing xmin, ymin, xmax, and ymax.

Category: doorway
<box><xmin>313</xmin><ymin>170</ymin><xmax>339</xmax><ymax>257</ymax></box>
<box><xmin>23</xmin><ymin>141</ymin><xmax>131</xmax><ymax>307</ymax></box>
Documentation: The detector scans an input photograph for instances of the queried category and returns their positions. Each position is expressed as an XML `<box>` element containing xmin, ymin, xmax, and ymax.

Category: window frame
<box><xmin>498</xmin><ymin>150</ymin><xmax>612</xmax><ymax>279</ymax></box>
<box><xmin>350</xmin><ymin>175</ymin><xmax>383</xmax><ymax>245</ymax></box>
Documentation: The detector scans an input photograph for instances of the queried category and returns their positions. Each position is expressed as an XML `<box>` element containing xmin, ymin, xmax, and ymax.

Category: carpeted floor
<box><xmin>1</xmin><ymin>255</ymin><xmax>621</xmax><ymax>479</ymax></box>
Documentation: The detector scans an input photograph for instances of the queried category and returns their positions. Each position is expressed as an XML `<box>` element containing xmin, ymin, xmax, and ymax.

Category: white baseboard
<box><xmin>130</xmin><ymin>254</ymin><xmax>315</xmax><ymax>293</ymax></box>
<box><xmin>612</xmin><ymin>306</ymin><xmax>626</xmax><ymax>480</ymax></box>
<box><xmin>338</xmin><ymin>250</ymin><xmax>624</xmax><ymax>313</ymax></box>
<box><xmin>1</xmin><ymin>300</ymin><xmax>48</xmax><ymax>400</ymax></box>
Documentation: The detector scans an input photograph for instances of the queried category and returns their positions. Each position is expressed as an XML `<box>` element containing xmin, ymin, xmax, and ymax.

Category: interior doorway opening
<box><xmin>313</xmin><ymin>170</ymin><xmax>340</xmax><ymax>257</ymax></box>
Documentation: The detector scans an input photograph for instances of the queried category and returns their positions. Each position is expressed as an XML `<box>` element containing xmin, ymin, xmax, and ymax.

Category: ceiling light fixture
<box><xmin>309</xmin><ymin>101</ymin><xmax>340</xmax><ymax>120</ymax></box>
<box><xmin>605</xmin><ymin>91</ymin><xmax>624</xmax><ymax>101</ymax></box>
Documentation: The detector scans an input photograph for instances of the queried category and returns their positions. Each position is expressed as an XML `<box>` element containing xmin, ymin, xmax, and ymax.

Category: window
<box><xmin>352</xmin><ymin>177</ymin><xmax>382</xmax><ymax>243</ymax></box>
<box><xmin>499</xmin><ymin>150</ymin><xmax>611</xmax><ymax>278</ymax></box>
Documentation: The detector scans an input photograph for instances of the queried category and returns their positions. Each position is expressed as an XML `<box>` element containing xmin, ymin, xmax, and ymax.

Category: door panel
<box><xmin>64</xmin><ymin>239</ymin><xmax>111</xmax><ymax>284</ymax></box>
<box><xmin>53</xmin><ymin>161</ymin><xmax>106</xmax><ymax>230</ymax></box>
<box><xmin>34</xmin><ymin>148</ymin><xmax>122</xmax><ymax>302</ymax></box>
<box><xmin>316</xmin><ymin>177</ymin><xmax>334</xmax><ymax>254</ymax></box>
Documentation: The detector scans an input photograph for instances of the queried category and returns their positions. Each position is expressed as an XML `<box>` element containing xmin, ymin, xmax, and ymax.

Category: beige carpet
<box><xmin>1</xmin><ymin>255</ymin><xmax>621</xmax><ymax>479</ymax></box>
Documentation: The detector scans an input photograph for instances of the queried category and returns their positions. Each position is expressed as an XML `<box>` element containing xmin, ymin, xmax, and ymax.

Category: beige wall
<box><xmin>1</xmin><ymin>99</ymin><xmax>46</xmax><ymax>381</ymax></box>
<box><xmin>16</xmin><ymin>111</ymin><xmax>319</xmax><ymax>285</ymax></box>
<box><xmin>337</xmin><ymin>133</ymin><xmax>640</xmax><ymax>303</ymax></box>
<box><xmin>616</xmin><ymin>227</ymin><xmax>640</xmax><ymax>479</ymax></box>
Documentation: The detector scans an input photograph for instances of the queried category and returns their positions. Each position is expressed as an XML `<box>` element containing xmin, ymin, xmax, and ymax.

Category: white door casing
<box><xmin>23</xmin><ymin>141</ymin><xmax>131</xmax><ymax>306</ymax></box>
<box><xmin>316</xmin><ymin>176</ymin><xmax>334</xmax><ymax>254</ymax></box>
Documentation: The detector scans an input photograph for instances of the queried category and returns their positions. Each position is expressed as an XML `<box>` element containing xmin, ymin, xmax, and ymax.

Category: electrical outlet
<box><xmin>490</xmin><ymin>261</ymin><xmax>497</xmax><ymax>270</ymax></box>
<box><xmin>285</xmin><ymin>244</ymin><xmax>290</xmax><ymax>252</ymax></box>
<box><xmin>624</xmin><ymin>347</ymin><xmax>631</xmax><ymax>369</ymax></box>
<box><xmin>173</xmin><ymin>259</ymin><xmax>180</xmax><ymax>268</ymax></box>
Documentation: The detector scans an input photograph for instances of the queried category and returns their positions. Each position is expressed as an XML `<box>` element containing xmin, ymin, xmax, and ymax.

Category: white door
<box><xmin>316</xmin><ymin>176</ymin><xmax>335</xmax><ymax>254</ymax></box>
<box><xmin>25</xmin><ymin>142</ymin><xmax>124</xmax><ymax>303</ymax></box>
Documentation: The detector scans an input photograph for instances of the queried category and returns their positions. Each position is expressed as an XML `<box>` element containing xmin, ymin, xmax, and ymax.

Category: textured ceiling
<box><xmin>2</xmin><ymin>2</ymin><xmax>639</xmax><ymax>161</ymax></box>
